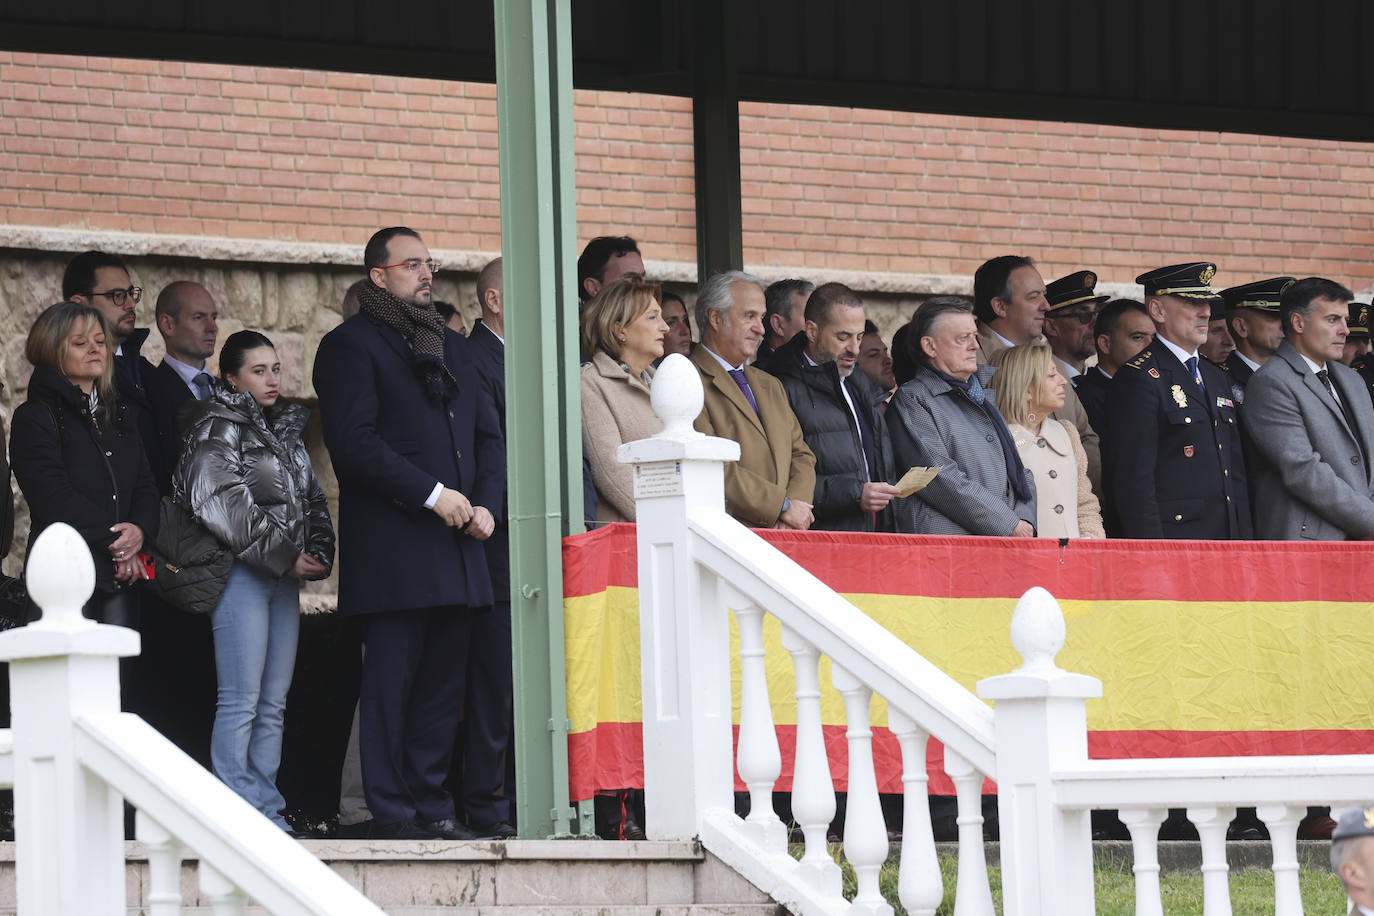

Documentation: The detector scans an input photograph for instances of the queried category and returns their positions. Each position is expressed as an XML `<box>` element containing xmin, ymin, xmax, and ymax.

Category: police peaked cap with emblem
<box><xmin>1045</xmin><ymin>270</ymin><xmax>1111</xmax><ymax>313</ymax></box>
<box><xmin>1220</xmin><ymin>277</ymin><xmax>1295</xmax><ymax>314</ymax></box>
<box><xmin>1332</xmin><ymin>805</ymin><xmax>1374</xmax><ymax>841</ymax></box>
<box><xmin>1136</xmin><ymin>262</ymin><xmax>1223</xmax><ymax>303</ymax></box>
<box><xmin>1348</xmin><ymin>302</ymin><xmax>1369</xmax><ymax>338</ymax></box>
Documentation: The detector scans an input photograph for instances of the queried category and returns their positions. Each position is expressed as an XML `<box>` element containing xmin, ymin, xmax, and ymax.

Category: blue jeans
<box><xmin>210</xmin><ymin>561</ymin><xmax>300</xmax><ymax>828</ymax></box>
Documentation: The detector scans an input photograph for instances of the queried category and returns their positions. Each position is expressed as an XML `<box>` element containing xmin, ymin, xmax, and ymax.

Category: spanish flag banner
<box><xmin>562</xmin><ymin>523</ymin><xmax>1374</xmax><ymax>799</ymax></box>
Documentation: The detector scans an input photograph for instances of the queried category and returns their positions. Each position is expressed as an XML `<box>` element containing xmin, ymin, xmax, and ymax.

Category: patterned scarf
<box><xmin>357</xmin><ymin>281</ymin><xmax>456</xmax><ymax>400</ymax></box>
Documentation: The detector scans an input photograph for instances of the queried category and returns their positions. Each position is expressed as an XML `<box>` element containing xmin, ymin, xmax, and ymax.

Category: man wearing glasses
<box><xmin>1042</xmin><ymin>270</ymin><xmax>1109</xmax><ymax>382</ymax></box>
<box><xmin>62</xmin><ymin>250</ymin><xmax>165</xmax><ymax>483</ymax></box>
<box><xmin>314</xmin><ymin>227</ymin><xmax>505</xmax><ymax>841</ymax></box>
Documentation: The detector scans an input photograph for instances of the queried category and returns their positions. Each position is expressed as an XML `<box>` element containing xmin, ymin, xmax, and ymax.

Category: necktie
<box><xmin>1185</xmin><ymin>356</ymin><xmax>1206</xmax><ymax>397</ymax></box>
<box><xmin>727</xmin><ymin>368</ymin><xmax>759</xmax><ymax>415</ymax></box>
<box><xmin>193</xmin><ymin>371</ymin><xmax>214</xmax><ymax>400</ymax></box>
<box><xmin>1317</xmin><ymin>368</ymin><xmax>1355</xmax><ymax>427</ymax></box>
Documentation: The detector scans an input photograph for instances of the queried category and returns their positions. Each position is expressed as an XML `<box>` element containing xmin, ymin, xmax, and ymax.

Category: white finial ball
<box><xmin>25</xmin><ymin>523</ymin><xmax>96</xmax><ymax>623</ymax></box>
<box><xmin>650</xmin><ymin>353</ymin><xmax>705</xmax><ymax>438</ymax></box>
<box><xmin>1008</xmin><ymin>586</ymin><xmax>1066</xmax><ymax>674</ymax></box>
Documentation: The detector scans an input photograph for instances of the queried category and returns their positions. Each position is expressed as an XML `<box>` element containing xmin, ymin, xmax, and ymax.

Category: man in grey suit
<box><xmin>1244</xmin><ymin>277</ymin><xmax>1374</xmax><ymax>541</ymax></box>
<box><xmin>888</xmin><ymin>296</ymin><xmax>1037</xmax><ymax>536</ymax></box>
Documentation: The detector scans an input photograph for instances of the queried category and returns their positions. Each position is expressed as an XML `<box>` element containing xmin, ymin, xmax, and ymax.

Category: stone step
<box><xmin>0</xmin><ymin>839</ymin><xmax>782</xmax><ymax>914</ymax></box>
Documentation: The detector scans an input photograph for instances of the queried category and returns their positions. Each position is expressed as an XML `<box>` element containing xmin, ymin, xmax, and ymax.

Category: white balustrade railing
<box><xmin>0</xmin><ymin>522</ymin><xmax>385</xmax><ymax>916</ymax></box>
<box><xmin>624</xmin><ymin>353</ymin><xmax>1374</xmax><ymax>916</ymax></box>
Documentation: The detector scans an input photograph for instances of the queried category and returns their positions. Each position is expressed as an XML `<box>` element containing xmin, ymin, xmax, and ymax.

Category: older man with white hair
<box><xmin>690</xmin><ymin>270</ymin><xmax>816</xmax><ymax>529</ymax></box>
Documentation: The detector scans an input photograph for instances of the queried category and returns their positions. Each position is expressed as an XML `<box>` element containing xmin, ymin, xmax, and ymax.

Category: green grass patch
<box><xmin>805</xmin><ymin>846</ymin><xmax>1348</xmax><ymax>915</ymax></box>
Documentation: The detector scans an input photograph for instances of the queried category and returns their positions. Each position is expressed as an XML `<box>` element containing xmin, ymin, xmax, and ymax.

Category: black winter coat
<box><xmin>173</xmin><ymin>389</ymin><xmax>335</xmax><ymax>577</ymax></box>
<box><xmin>760</xmin><ymin>332</ymin><xmax>896</xmax><ymax>531</ymax></box>
<box><xmin>10</xmin><ymin>364</ymin><xmax>160</xmax><ymax>594</ymax></box>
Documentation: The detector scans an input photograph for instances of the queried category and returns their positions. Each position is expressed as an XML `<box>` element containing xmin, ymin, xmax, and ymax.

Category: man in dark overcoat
<box><xmin>314</xmin><ymin>227</ymin><xmax>504</xmax><ymax>840</ymax></box>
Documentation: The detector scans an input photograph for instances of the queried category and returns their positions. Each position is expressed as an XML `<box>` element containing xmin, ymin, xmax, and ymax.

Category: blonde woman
<box><xmin>992</xmin><ymin>342</ymin><xmax>1104</xmax><ymax>538</ymax></box>
<box><xmin>580</xmin><ymin>276</ymin><xmax>669</xmax><ymax>525</ymax></box>
<box><xmin>10</xmin><ymin>302</ymin><xmax>159</xmax><ymax>625</ymax></box>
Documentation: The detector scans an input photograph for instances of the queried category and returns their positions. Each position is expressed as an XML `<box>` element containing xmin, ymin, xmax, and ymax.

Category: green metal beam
<box><xmin>494</xmin><ymin>0</ymin><xmax>580</xmax><ymax>838</ymax></box>
<box><xmin>692</xmin><ymin>0</ymin><xmax>744</xmax><ymax>280</ymax></box>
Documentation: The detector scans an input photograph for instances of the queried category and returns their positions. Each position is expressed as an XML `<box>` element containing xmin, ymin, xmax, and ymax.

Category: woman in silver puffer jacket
<box><xmin>172</xmin><ymin>330</ymin><xmax>334</xmax><ymax>832</ymax></box>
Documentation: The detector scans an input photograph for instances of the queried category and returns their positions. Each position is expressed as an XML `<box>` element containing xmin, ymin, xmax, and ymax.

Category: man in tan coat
<box><xmin>972</xmin><ymin>254</ymin><xmax>1102</xmax><ymax>493</ymax></box>
<box><xmin>690</xmin><ymin>270</ymin><xmax>817</xmax><ymax>528</ymax></box>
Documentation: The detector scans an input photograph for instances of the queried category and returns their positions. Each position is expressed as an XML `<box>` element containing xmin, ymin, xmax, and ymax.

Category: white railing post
<box><xmin>0</xmin><ymin>523</ymin><xmax>140</xmax><ymax>916</ymax></box>
<box><xmin>977</xmin><ymin>586</ymin><xmax>1101</xmax><ymax>916</ymax></box>
<box><xmin>731</xmin><ymin>594</ymin><xmax>787</xmax><ymax>852</ymax></box>
<box><xmin>619</xmin><ymin>353</ymin><xmax>742</xmax><ymax>839</ymax></box>
<box><xmin>779</xmin><ymin>624</ymin><xmax>840</xmax><ymax>896</ymax></box>
<box><xmin>831</xmin><ymin>664</ymin><xmax>893</xmax><ymax>916</ymax></box>
<box><xmin>888</xmin><ymin>708</ymin><xmax>942</xmax><ymax>916</ymax></box>
<box><xmin>137</xmin><ymin>811</ymin><xmax>186</xmax><ymax>916</ymax></box>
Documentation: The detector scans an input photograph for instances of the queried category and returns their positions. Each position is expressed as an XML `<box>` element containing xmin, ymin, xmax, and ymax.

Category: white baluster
<box><xmin>944</xmin><ymin>748</ymin><xmax>995</xmax><ymax>916</ymax></box>
<box><xmin>199</xmin><ymin>860</ymin><xmax>247</xmax><ymax>916</ymax></box>
<box><xmin>1118</xmin><ymin>807</ymin><xmax>1166</xmax><ymax>916</ymax></box>
<box><xmin>831</xmin><ymin>664</ymin><xmax>892</xmax><ymax>916</ymax></box>
<box><xmin>888</xmin><ymin>708</ymin><xmax>942</xmax><ymax>916</ymax></box>
<box><xmin>779</xmin><ymin>624</ymin><xmax>839</xmax><ymax>896</ymax></box>
<box><xmin>731</xmin><ymin>598</ymin><xmax>786</xmax><ymax>852</ymax></box>
<box><xmin>137</xmin><ymin>812</ymin><xmax>184</xmax><ymax>916</ymax></box>
<box><xmin>0</xmin><ymin>523</ymin><xmax>136</xmax><ymax>916</ymax></box>
<box><xmin>1257</xmin><ymin>804</ymin><xmax>1303</xmax><ymax>916</ymax></box>
<box><xmin>1189</xmin><ymin>806</ymin><xmax>1235</xmax><ymax>916</ymax></box>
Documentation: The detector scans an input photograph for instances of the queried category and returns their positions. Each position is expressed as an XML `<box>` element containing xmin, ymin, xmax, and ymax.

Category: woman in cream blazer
<box><xmin>991</xmin><ymin>341</ymin><xmax>1104</xmax><ymax>539</ymax></box>
<box><xmin>580</xmin><ymin>277</ymin><xmax>670</xmax><ymax>523</ymax></box>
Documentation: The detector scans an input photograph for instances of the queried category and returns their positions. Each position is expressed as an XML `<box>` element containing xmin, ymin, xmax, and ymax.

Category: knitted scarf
<box><xmin>357</xmin><ymin>281</ymin><xmax>456</xmax><ymax>400</ymax></box>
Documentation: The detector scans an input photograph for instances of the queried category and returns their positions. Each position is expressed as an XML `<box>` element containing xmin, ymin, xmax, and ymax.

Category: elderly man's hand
<box><xmin>778</xmin><ymin>499</ymin><xmax>814</xmax><ymax>530</ymax></box>
<box><xmin>1011</xmin><ymin>520</ymin><xmax>1034</xmax><ymax>537</ymax></box>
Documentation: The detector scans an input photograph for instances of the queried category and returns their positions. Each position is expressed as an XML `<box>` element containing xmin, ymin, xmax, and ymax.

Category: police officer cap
<box><xmin>1220</xmin><ymin>277</ymin><xmax>1295</xmax><ymax>314</ymax></box>
<box><xmin>1332</xmin><ymin>805</ymin><xmax>1374</xmax><ymax>841</ymax></box>
<box><xmin>1136</xmin><ymin>262</ymin><xmax>1222</xmax><ymax>303</ymax></box>
<box><xmin>1045</xmin><ymin>270</ymin><xmax>1111</xmax><ymax>314</ymax></box>
<box><xmin>1348</xmin><ymin>302</ymin><xmax>1369</xmax><ymax>338</ymax></box>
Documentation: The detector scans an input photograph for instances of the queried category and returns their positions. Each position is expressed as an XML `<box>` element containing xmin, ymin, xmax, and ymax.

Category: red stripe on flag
<box><xmin>567</xmin><ymin>724</ymin><xmax>1374</xmax><ymax>801</ymax></box>
<box><xmin>563</xmin><ymin>525</ymin><xmax>1374</xmax><ymax>603</ymax></box>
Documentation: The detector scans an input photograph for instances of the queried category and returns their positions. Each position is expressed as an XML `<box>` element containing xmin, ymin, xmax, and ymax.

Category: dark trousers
<box><xmin>456</xmin><ymin>600</ymin><xmax>512</xmax><ymax>828</ymax></box>
<box><xmin>84</xmin><ymin>589</ymin><xmax>139</xmax><ymax>713</ymax></box>
<box><xmin>359</xmin><ymin>606</ymin><xmax>472</xmax><ymax>826</ymax></box>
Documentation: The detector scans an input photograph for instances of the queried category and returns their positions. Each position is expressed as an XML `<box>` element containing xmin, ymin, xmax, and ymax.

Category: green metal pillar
<box><xmin>494</xmin><ymin>0</ymin><xmax>581</xmax><ymax>838</ymax></box>
<box><xmin>692</xmin><ymin>0</ymin><xmax>745</xmax><ymax>280</ymax></box>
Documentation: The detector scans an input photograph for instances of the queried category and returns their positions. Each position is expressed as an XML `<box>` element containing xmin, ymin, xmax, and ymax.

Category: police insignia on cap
<box><xmin>1362</xmin><ymin>306</ymin><xmax>1369</xmax><ymax>326</ymax></box>
<box><xmin>1172</xmin><ymin>385</ymin><xmax>1187</xmax><ymax>408</ymax></box>
<box><xmin>1084</xmin><ymin>272</ymin><xmax>1095</xmax><ymax>288</ymax></box>
<box><xmin>1199</xmin><ymin>265</ymin><xmax>1215</xmax><ymax>284</ymax></box>
<box><xmin>1183</xmin><ymin>445</ymin><xmax>1194</xmax><ymax>458</ymax></box>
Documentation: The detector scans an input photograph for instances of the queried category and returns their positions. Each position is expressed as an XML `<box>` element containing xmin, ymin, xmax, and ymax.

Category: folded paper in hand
<box><xmin>894</xmin><ymin>466</ymin><xmax>942</xmax><ymax>498</ymax></box>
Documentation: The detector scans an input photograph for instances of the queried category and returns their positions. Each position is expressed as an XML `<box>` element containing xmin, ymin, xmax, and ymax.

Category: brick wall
<box><xmin>3</xmin><ymin>51</ymin><xmax>1374</xmax><ymax>291</ymax></box>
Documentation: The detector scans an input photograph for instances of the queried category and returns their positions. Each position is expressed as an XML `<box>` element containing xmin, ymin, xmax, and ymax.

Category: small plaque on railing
<box><xmin>634</xmin><ymin>461</ymin><xmax>684</xmax><ymax>498</ymax></box>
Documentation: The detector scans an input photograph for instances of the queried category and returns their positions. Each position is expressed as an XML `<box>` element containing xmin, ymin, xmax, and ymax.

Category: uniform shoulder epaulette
<box><xmin>1125</xmin><ymin>349</ymin><xmax>1153</xmax><ymax>369</ymax></box>
<box><xmin>1215</xmin><ymin>361</ymin><xmax>1231</xmax><ymax>374</ymax></box>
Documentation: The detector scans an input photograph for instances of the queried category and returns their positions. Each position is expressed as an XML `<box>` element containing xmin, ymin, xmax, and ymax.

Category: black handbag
<box><xmin>143</xmin><ymin>496</ymin><xmax>233</xmax><ymax>615</ymax></box>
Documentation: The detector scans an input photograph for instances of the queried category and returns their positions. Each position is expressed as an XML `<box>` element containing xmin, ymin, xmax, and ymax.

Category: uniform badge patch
<box><xmin>1171</xmin><ymin>385</ymin><xmax>1188</xmax><ymax>408</ymax></box>
<box><xmin>1148</xmin><ymin>368</ymin><xmax>1160</xmax><ymax>378</ymax></box>
<box><xmin>1183</xmin><ymin>445</ymin><xmax>1194</xmax><ymax>458</ymax></box>
<box><xmin>1216</xmin><ymin>395</ymin><xmax>1234</xmax><ymax>408</ymax></box>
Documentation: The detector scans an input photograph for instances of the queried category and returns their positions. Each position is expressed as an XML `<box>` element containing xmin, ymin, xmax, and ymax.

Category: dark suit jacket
<box><xmin>1244</xmin><ymin>341</ymin><xmax>1374</xmax><ymax>539</ymax></box>
<box><xmin>144</xmin><ymin>359</ymin><xmax>198</xmax><ymax>495</ymax></box>
<box><xmin>114</xmin><ymin>328</ymin><xmax>167</xmax><ymax>489</ymax></box>
<box><xmin>690</xmin><ymin>345</ymin><xmax>816</xmax><ymax>527</ymax></box>
<box><xmin>1105</xmin><ymin>336</ymin><xmax>1251</xmax><ymax>540</ymax></box>
<box><xmin>467</xmin><ymin>320</ymin><xmax>510</xmax><ymax>597</ymax></box>
<box><xmin>313</xmin><ymin>313</ymin><xmax>505</xmax><ymax>615</ymax></box>
<box><xmin>1073</xmin><ymin>367</ymin><xmax>1111</xmax><ymax>445</ymax></box>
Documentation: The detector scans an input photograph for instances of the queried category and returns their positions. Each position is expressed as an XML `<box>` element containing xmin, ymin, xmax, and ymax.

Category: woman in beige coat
<box><xmin>991</xmin><ymin>342</ymin><xmax>1104</xmax><ymax>539</ymax></box>
<box><xmin>581</xmin><ymin>277</ymin><xmax>671</xmax><ymax>523</ymax></box>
